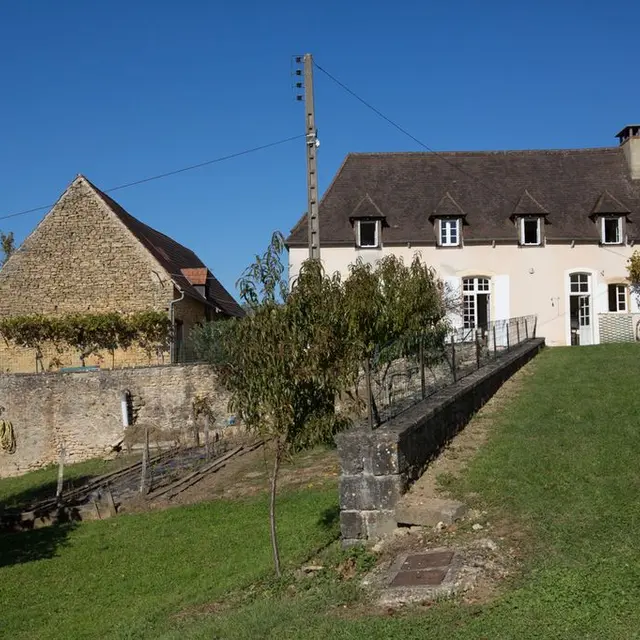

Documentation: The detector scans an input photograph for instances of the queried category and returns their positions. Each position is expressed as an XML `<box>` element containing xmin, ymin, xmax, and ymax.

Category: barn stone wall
<box><xmin>0</xmin><ymin>364</ymin><xmax>235</xmax><ymax>478</ymax></box>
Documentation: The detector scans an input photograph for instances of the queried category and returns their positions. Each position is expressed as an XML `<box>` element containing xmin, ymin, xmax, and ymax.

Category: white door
<box><xmin>462</xmin><ymin>277</ymin><xmax>491</xmax><ymax>331</ymax></box>
<box><xmin>578</xmin><ymin>295</ymin><xmax>592</xmax><ymax>345</ymax></box>
<box><xmin>569</xmin><ymin>274</ymin><xmax>592</xmax><ymax>346</ymax></box>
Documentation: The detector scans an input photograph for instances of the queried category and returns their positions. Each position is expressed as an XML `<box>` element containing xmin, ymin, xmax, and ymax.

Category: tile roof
<box><xmin>349</xmin><ymin>194</ymin><xmax>386</xmax><ymax>219</ymax></box>
<box><xmin>512</xmin><ymin>189</ymin><xmax>549</xmax><ymax>217</ymax></box>
<box><xmin>181</xmin><ymin>268</ymin><xmax>208</xmax><ymax>286</ymax></box>
<box><xmin>286</xmin><ymin>146</ymin><xmax>640</xmax><ymax>246</ymax></box>
<box><xmin>590</xmin><ymin>190</ymin><xmax>630</xmax><ymax>216</ymax></box>
<box><xmin>85</xmin><ymin>178</ymin><xmax>244</xmax><ymax>317</ymax></box>
<box><xmin>432</xmin><ymin>191</ymin><xmax>466</xmax><ymax>218</ymax></box>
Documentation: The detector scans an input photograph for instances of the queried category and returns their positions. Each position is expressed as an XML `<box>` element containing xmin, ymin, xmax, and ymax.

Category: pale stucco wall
<box><xmin>289</xmin><ymin>243</ymin><xmax>639</xmax><ymax>347</ymax></box>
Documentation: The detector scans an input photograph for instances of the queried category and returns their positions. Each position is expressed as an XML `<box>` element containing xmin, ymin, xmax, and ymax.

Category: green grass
<box><xmin>0</xmin><ymin>456</ymin><xmax>137</xmax><ymax>510</ymax></box>
<box><xmin>170</xmin><ymin>345</ymin><xmax>640</xmax><ymax>639</ymax></box>
<box><xmin>3</xmin><ymin>344</ymin><xmax>640</xmax><ymax>638</ymax></box>
<box><xmin>0</xmin><ymin>482</ymin><xmax>339</xmax><ymax>639</ymax></box>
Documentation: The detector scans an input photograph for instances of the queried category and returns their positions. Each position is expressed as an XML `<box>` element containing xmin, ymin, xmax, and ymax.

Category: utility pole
<box><xmin>295</xmin><ymin>54</ymin><xmax>320</xmax><ymax>260</ymax></box>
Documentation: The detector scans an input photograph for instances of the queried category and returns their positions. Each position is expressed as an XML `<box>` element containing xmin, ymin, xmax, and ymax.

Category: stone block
<box><xmin>395</xmin><ymin>498</ymin><xmax>467</xmax><ymax>527</ymax></box>
<box><xmin>363</xmin><ymin>509</ymin><xmax>397</xmax><ymax>539</ymax></box>
<box><xmin>371</xmin><ymin>435</ymin><xmax>402</xmax><ymax>476</ymax></box>
<box><xmin>340</xmin><ymin>474</ymin><xmax>405</xmax><ymax>511</ymax></box>
<box><xmin>335</xmin><ymin>429</ymin><xmax>372</xmax><ymax>475</ymax></box>
<box><xmin>340</xmin><ymin>510</ymin><xmax>365</xmax><ymax>540</ymax></box>
<box><xmin>339</xmin><ymin>475</ymin><xmax>373</xmax><ymax>511</ymax></box>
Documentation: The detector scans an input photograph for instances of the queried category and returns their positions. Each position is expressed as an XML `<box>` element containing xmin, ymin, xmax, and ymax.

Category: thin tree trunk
<box><xmin>56</xmin><ymin>447</ymin><xmax>65</xmax><ymax>507</ymax></box>
<box><xmin>269</xmin><ymin>442</ymin><xmax>282</xmax><ymax>578</ymax></box>
<box><xmin>139</xmin><ymin>426</ymin><xmax>149</xmax><ymax>494</ymax></box>
<box><xmin>204</xmin><ymin>415</ymin><xmax>210</xmax><ymax>460</ymax></box>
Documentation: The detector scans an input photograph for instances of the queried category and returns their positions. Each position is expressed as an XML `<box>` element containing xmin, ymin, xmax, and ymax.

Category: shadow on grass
<box><xmin>0</xmin><ymin>522</ymin><xmax>77</xmax><ymax>568</ymax></box>
<box><xmin>318</xmin><ymin>504</ymin><xmax>340</xmax><ymax>531</ymax></box>
<box><xmin>0</xmin><ymin>476</ymin><xmax>95</xmax><ymax>512</ymax></box>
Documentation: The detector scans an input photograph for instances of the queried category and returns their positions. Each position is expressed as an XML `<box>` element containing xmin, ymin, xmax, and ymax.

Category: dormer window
<box><xmin>602</xmin><ymin>217</ymin><xmax>622</xmax><ymax>244</ymax></box>
<box><xmin>357</xmin><ymin>220</ymin><xmax>380</xmax><ymax>248</ymax></box>
<box><xmin>520</xmin><ymin>217</ymin><xmax>541</xmax><ymax>246</ymax></box>
<box><xmin>439</xmin><ymin>218</ymin><xmax>461</xmax><ymax>247</ymax></box>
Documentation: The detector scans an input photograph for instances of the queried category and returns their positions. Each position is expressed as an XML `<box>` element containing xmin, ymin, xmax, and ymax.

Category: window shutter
<box><xmin>493</xmin><ymin>275</ymin><xmax>510</xmax><ymax>321</ymax></box>
<box><xmin>443</xmin><ymin>276</ymin><xmax>463</xmax><ymax>328</ymax></box>
<box><xmin>630</xmin><ymin>287</ymin><xmax>640</xmax><ymax>313</ymax></box>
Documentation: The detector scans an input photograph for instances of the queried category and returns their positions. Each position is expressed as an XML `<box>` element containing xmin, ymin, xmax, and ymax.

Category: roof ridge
<box><xmin>85</xmin><ymin>178</ymin><xmax>195</xmax><ymax>249</ymax></box>
<box><xmin>347</xmin><ymin>147</ymin><xmax>621</xmax><ymax>158</ymax></box>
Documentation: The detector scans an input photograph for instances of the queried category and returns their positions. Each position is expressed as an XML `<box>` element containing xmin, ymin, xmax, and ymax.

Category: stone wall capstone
<box><xmin>0</xmin><ymin>364</ymin><xmax>235</xmax><ymax>478</ymax></box>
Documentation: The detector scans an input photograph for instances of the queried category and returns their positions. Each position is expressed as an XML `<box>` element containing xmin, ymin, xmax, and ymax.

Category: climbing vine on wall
<box><xmin>0</xmin><ymin>311</ymin><xmax>171</xmax><ymax>366</ymax></box>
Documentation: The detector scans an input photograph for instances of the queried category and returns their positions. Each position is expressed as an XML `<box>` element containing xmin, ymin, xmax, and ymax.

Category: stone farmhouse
<box><xmin>287</xmin><ymin>124</ymin><xmax>640</xmax><ymax>347</ymax></box>
<box><xmin>0</xmin><ymin>175</ymin><xmax>243</xmax><ymax>372</ymax></box>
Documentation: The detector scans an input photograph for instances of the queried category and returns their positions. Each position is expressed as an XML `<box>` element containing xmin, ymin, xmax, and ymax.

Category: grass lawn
<box><xmin>2</xmin><ymin>344</ymin><xmax>640</xmax><ymax>638</ymax></box>
<box><xmin>0</xmin><ymin>456</ymin><xmax>138</xmax><ymax>510</ymax></box>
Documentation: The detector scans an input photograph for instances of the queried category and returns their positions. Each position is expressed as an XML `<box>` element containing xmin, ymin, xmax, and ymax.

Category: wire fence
<box><xmin>362</xmin><ymin>315</ymin><xmax>537</xmax><ymax>429</ymax></box>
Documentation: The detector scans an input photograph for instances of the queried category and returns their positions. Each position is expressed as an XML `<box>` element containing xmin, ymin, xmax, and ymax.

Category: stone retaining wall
<box><xmin>0</xmin><ymin>364</ymin><xmax>234</xmax><ymax>478</ymax></box>
<box><xmin>335</xmin><ymin>338</ymin><xmax>545</xmax><ymax>545</ymax></box>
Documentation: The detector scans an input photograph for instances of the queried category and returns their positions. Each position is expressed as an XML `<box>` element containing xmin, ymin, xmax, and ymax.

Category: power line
<box><xmin>313</xmin><ymin>62</ymin><xmax>519</xmax><ymax>208</ymax></box>
<box><xmin>0</xmin><ymin>134</ymin><xmax>305</xmax><ymax>222</ymax></box>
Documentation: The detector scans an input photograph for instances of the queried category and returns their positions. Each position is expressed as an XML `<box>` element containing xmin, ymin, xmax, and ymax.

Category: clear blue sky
<box><xmin>0</xmin><ymin>0</ymin><xmax>637</xmax><ymax>297</ymax></box>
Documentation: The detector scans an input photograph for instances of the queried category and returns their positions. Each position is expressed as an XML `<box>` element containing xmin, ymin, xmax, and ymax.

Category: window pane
<box><xmin>579</xmin><ymin>296</ymin><xmax>590</xmax><ymax>326</ymax></box>
<box><xmin>604</xmin><ymin>218</ymin><xmax>620</xmax><ymax>244</ymax></box>
<box><xmin>440</xmin><ymin>219</ymin><xmax>459</xmax><ymax>245</ymax></box>
<box><xmin>570</xmin><ymin>274</ymin><xmax>580</xmax><ymax>293</ymax></box>
<box><xmin>618</xmin><ymin>286</ymin><xmax>627</xmax><ymax>311</ymax></box>
<box><xmin>609</xmin><ymin>284</ymin><xmax>627</xmax><ymax>312</ymax></box>
<box><xmin>449</xmin><ymin>221</ymin><xmax>458</xmax><ymax>243</ymax></box>
<box><xmin>618</xmin><ymin>285</ymin><xmax>627</xmax><ymax>311</ymax></box>
<box><xmin>523</xmin><ymin>219</ymin><xmax>539</xmax><ymax>244</ymax></box>
<box><xmin>359</xmin><ymin>221</ymin><xmax>377</xmax><ymax>247</ymax></box>
<box><xmin>571</xmin><ymin>274</ymin><xmax>589</xmax><ymax>293</ymax></box>
<box><xmin>463</xmin><ymin>294</ymin><xmax>475</xmax><ymax>329</ymax></box>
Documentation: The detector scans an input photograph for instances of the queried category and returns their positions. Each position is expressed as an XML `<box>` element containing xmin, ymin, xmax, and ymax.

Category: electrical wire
<box><xmin>0</xmin><ymin>134</ymin><xmax>305</xmax><ymax>222</ymax></box>
<box><xmin>313</xmin><ymin>61</ymin><xmax>520</xmax><ymax>208</ymax></box>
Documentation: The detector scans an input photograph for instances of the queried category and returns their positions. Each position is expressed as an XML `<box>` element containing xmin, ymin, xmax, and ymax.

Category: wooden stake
<box><xmin>139</xmin><ymin>426</ymin><xmax>149</xmax><ymax>494</ymax></box>
<box><xmin>56</xmin><ymin>447</ymin><xmax>65</xmax><ymax>505</ymax></box>
<box><xmin>204</xmin><ymin>414</ymin><xmax>210</xmax><ymax>460</ymax></box>
<box><xmin>419</xmin><ymin>338</ymin><xmax>425</xmax><ymax>400</ymax></box>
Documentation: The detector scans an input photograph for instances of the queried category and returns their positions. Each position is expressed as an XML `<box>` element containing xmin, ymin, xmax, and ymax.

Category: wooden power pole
<box><xmin>296</xmin><ymin>54</ymin><xmax>320</xmax><ymax>260</ymax></box>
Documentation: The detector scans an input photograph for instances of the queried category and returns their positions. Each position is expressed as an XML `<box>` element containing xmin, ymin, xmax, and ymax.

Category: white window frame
<box><xmin>601</xmin><ymin>216</ymin><xmax>622</xmax><ymax>245</ymax></box>
<box><xmin>357</xmin><ymin>220</ymin><xmax>380</xmax><ymax>248</ymax></box>
<box><xmin>520</xmin><ymin>217</ymin><xmax>541</xmax><ymax>246</ymax></box>
<box><xmin>439</xmin><ymin>218</ymin><xmax>461</xmax><ymax>247</ymax></box>
<box><xmin>462</xmin><ymin>276</ymin><xmax>491</xmax><ymax>329</ymax></box>
<box><xmin>608</xmin><ymin>283</ymin><xmax>628</xmax><ymax>312</ymax></box>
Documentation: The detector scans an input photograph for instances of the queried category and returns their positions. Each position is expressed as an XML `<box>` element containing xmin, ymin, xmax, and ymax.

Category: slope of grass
<box><xmin>0</xmin><ymin>483</ymin><xmax>339</xmax><ymax>639</ymax></box>
<box><xmin>3</xmin><ymin>344</ymin><xmax>640</xmax><ymax>639</ymax></box>
<box><xmin>0</xmin><ymin>456</ymin><xmax>137</xmax><ymax>510</ymax></box>
<box><xmin>171</xmin><ymin>345</ymin><xmax>640</xmax><ymax>639</ymax></box>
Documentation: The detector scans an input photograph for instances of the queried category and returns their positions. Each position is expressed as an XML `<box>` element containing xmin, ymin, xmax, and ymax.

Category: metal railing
<box><xmin>362</xmin><ymin>315</ymin><xmax>537</xmax><ymax>429</ymax></box>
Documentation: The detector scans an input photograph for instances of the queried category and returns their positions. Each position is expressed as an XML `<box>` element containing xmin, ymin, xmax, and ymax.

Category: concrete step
<box><xmin>395</xmin><ymin>497</ymin><xmax>467</xmax><ymax>527</ymax></box>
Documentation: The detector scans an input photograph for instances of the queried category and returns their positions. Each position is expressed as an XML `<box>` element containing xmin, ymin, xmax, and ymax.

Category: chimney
<box><xmin>616</xmin><ymin>125</ymin><xmax>640</xmax><ymax>180</ymax></box>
